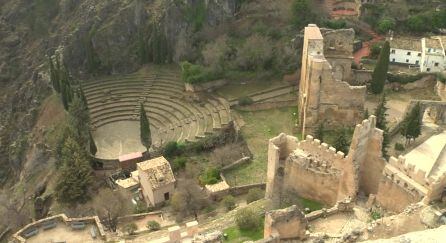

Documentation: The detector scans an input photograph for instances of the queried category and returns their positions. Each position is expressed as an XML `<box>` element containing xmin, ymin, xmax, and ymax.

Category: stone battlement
<box><xmin>297</xmin><ymin>135</ymin><xmax>346</xmax><ymax>167</ymax></box>
<box><xmin>287</xmin><ymin>150</ymin><xmax>341</xmax><ymax>176</ymax></box>
<box><xmin>382</xmin><ymin>164</ymin><xmax>428</xmax><ymax>197</ymax></box>
<box><xmin>388</xmin><ymin>156</ymin><xmax>430</xmax><ymax>186</ymax></box>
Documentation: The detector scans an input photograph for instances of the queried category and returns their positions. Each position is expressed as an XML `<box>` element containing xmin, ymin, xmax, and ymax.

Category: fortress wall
<box><xmin>376</xmin><ymin>167</ymin><xmax>427</xmax><ymax>213</ymax></box>
<box><xmin>283</xmin><ymin>152</ymin><xmax>341</xmax><ymax>206</ymax></box>
<box><xmin>347</xmin><ymin>116</ymin><xmax>386</xmax><ymax>196</ymax></box>
<box><xmin>297</xmin><ymin>135</ymin><xmax>345</xmax><ymax>167</ymax></box>
<box><xmin>266</xmin><ymin>133</ymin><xmax>299</xmax><ymax>200</ymax></box>
<box><xmin>388</xmin><ymin>156</ymin><xmax>428</xmax><ymax>187</ymax></box>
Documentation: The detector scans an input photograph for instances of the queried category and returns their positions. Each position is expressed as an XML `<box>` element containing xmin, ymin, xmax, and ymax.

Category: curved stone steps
<box><xmin>83</xmin><ymin>77</ymin><xmax>182</xmax><ymax>93</ymax></box>
<box><xmin>86</xmin><ymin>88</ymin><xmax>184</xmax><ymax>105</ymax></box>
<box><xmin>84</xmin><ymin>80</ymin><xmax>183</xmax><ymax>97</ymax></box>
<box><xmin>91</xmin><ymin>113</ymin><xmax>162</xmax><ymax>130</ymax></box>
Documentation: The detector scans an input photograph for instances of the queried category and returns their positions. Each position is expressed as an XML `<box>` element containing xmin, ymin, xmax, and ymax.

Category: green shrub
<box><xmin>180</xmin><ymin>61</ymin><xmax>221</xmax><ymax>84</ymax></box>
<box><xmin>322</xmin><ymin>19</ymin><xmax>347</xmax><ymax>29</ymax></box>
<box><xmin>246</xmin><ymin>188</ymin><xmax>264</xmax><ymax>203</ymax></box>
<box><xmin>221</xmin><ymin>195</ymin><xmax>236</xmax><ymax>211</ymax></box>
<box><xmin>123</xmin><ymin>223</ymin><xmax>138</xmax><ymax>235</ymax></box>
<box><xmin>370</xmin><ymin>42</ymin><xmax>383</xmax><ymax>59</ymax></box>
<box><xmin>199</xmin><ymin>167</ymin><xmax>221</xmax><ymax>185</ymax></box>
<box><xmin>238</xmin><ymin>96</ymin><xmax>254</xmax><ymax>106</ymax></box>
<box><xmin>371</xmin><ymin>211</ymin><xmax>382</xmax><ymax>220</ymax></box>
<box><xmin>163</xmin><ymin>141</ymin><xmax>185</xmax><ymax>158</ymax></box>
<box><xmin>235</xmin><ymin>208</ymin><xmax>262</xmax><ymax>231</ymax></box>
<box><xmin>394</xmin><ymin>143</ymin><xmax>405</xmax><ymax>151</ymax></box>
<box><xmin>377</xmin><ymin>18</ymin><xmax>395</xmax><ymax>34</ymax></box>
<box><xmin>147</xmin><ymin>220</ymin><xmax>161</xmax><ymax>231</ymax></box>
<box><xmin>437</xmin><ymin>72</ymin><xmax>446</xmax><ymax>84</ymax></box>
<box><xmin>172</xmin><ymin>157</ymin><xmax>187</xmax><ymax>171</ymax></box>
<box><xmin>387</xmin><ymin>73</ymin><xmax>429</xmax><ymax>84</ymax></box>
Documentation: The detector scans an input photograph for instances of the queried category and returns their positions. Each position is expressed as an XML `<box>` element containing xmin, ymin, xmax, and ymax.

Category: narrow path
<box><xmin>353</xmin><ymin>23</ymin><xmax>384</xmax><ymax>64</ymax></box>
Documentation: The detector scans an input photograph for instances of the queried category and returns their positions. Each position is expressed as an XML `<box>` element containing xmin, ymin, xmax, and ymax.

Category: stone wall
<box><xmin>298</xmin><ymin>24</ymin><xmax>366</xmax><ymax>135</ymax></box>
<box><xmin>348</xmin><ymin>116</ymin><xmax>386</xmax><ymax>196</ymax></box>
<box><xmin>264</xmin><ymin>205</ymin><xmax>308</xmax><ymax>241</ymax></box>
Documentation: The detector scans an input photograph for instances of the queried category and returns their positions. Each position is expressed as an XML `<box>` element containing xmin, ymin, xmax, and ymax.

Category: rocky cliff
<box><xmin>0</xmin><ymin>0</ymin><xmax>238</xmax><ymax>185</ymax></box>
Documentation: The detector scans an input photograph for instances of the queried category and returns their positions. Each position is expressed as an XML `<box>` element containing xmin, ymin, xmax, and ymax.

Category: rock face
<box><xmin>0</xmin><ymin>0</ymin><xmax>237</xmax><ymax>184</ymax></box>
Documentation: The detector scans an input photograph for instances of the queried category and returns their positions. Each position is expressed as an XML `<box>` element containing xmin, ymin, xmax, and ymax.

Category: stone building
<box><xmin>298</xmin><ymin>24</ymin><xmax>366</xmax><ymax>136</ymax></box>
<box><xmin>266</xmin><ymin>115</ymin><xmax>446</xmax><ymax>213</ymax></box>
<box><xmin>137</xmin><ymin>156</ymin><xmax>176</xmax><ymax>207</ymax></box>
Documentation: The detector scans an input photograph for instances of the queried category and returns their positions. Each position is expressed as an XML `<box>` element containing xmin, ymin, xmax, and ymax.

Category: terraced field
<box><xmin>83</xmin><ymin>67</ymin><xmax>232</xmax><ymax>159</ymax></box>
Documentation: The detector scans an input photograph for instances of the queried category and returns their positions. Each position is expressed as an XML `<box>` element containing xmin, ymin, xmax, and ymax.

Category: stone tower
<box><xmin>298</xmin><ymin>24</ymin><xmax>366</xmax><ymax>138</ymax></box>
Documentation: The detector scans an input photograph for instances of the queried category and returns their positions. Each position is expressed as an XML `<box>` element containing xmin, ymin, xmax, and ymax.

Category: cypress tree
<box><xmin>48</xmin><ymin>56</ymin><xmax>60</xmax><ymax>93</ymax></box>
<box><xmin>138</xmin><ymin>28</ymin><xmax>149</xmax><ymax>64</ymax></box>
<box><xmin>374</xmin><ymin>93</ymin><xmax>390</xmax><ymax>158</ymax></box>
<box><xmin>314</xmin><ymin>123</ymin><xmax>325</xmax><ymax>142</ymax></box>
<box><xmin>140</xmin><ymin>103</ymin><xmax>152</xmax><ymax>150</ymax></box>
<box><xmin>363</xmin><ymin>108</ymin><xmax>369</xmax><ymax>120</ymax></box>
<box><xmin>334</xmin><ymin>128</ymin><xmax>349</xmax><ymax>154</ymax></box>
<box><xmin>371</xmin><ymin>41</ymin><xmax>390</xmax><ymax>94</ymax></box>
<box><xmin>89</xmin><ymin>130</ymin><xmax>97</xmax><ymax>155</ymax></box>
<box><xmin>400</xmin><ymin>102</ymin><xmax>422</xmax><ymax>145</ymax></box>
<box><xmin>68</xmin><ymin>95</ymin><xmax>90</xmax><ymax>145</ymax></box>
<box><xmin>54</xmin><ymin>133</ymin><xmax>93</xmax><ymax>204</ymax></box>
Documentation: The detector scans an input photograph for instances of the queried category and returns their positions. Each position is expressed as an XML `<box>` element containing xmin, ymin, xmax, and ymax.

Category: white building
<box><xmin>421</xmin><ymin>37</ymin><xmax>445</xmax><ymax>73</ymax></box>
<box><xmin>389</xmin><ymin>37</ymin><xmax>422</xmax><ymax>66</ymax></box>
<box><xmin>388</xmin><ymin>36</ymin><xmax>446</xmax><ymax>73</ymax></box>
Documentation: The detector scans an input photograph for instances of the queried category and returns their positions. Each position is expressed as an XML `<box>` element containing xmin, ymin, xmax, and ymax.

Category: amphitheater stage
<box><xmin>93</xmin><ymin>121</ymin><xmax>146</xmax><ymax>160</ymax></box>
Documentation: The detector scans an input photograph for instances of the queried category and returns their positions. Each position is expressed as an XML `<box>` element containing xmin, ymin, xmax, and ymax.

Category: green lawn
<box><xmin>224</xmin><ymin>107</ymin><xmax>298</xmax><ymax>185</ymax></box>
<box><xmin>298</xmin><ymin>197</ymin><xmax>324</xmax><ymax>212</ymax></box>
<box><xmin>216</xmin><ymin>78</ymin><xmax>289</xmax><ymax>101</ymax></box>
<box><xmin>223</xmin><ymin>226</ymin><xmax>264</xmax><ymax>243</ymax></box>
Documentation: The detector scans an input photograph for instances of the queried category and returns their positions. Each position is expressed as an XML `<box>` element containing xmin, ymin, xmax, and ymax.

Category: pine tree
<box><xmin>89</xmin><ymin>130</ymin><xmax>97</xmax><ymax>155</ymax></box>
<box><xmin>54</xmin><ymin>134</ymin><xmax>93</xmax><ymax>204</ymax></box>
<box><xmin>374</xmin><ymin>93</ymin><xmax>390</xmax><ymax>158</ymax></box>
<box><xmin>334</xmin><ymin>128</ymin><xmax>349</xmax><ymax>154</ymax></box>
<box><xmin>314</xmin><ymin>123</ymin><xmax>325</xmax><ymax>141</ymax></box>
<box><xmin>371</xmin><ymin>41</ymin><xmax>390</xmax><ymax>94</ymax></box>
<box><xmin>400</xmin><ymin>102</ymin><xmax>422</xmax><ymax>145</ymax></box>
<box><xmin>140</xmin><ymin>103</ymin><xmax>152</xmax><ymax>150</ymax></box>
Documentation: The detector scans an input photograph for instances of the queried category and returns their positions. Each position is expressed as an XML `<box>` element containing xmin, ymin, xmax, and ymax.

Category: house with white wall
<box><xmin>388</xmin><ymin>36</ymin><xmax>446</xmax><ymax>73</ymax></box>
<box><xmin>420</xmin><ymin>37</ymin><xmax>446</xmax><ymax>73</ymax></box>
<box><xmin>389</xmin><ymin>37</ymin><xmax>422</xmax><ymax>66</ymax></box>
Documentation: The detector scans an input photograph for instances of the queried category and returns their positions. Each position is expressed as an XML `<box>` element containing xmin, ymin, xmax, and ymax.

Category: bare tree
<box><xmin>210</xmin><ymin>143</ymin><xmax>246</xmax><ymax>168</ymax></box>
<box><xmin>0</xmin><ymin>190</ymin><xmax>29</xmax><ymax>232</ymax></box>
<box><xmin>93</xmin><ymin>188</ymin><xmax>132</xmax><ymax>232</ymax></box>
<box><xmin>170</xmin><ymin>180</ymin><xmax>209</xmax><ymax>220</ymax></box>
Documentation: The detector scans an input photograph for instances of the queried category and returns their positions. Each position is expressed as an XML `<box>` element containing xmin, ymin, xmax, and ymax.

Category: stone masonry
<box><xmin>266</xmin><ymin>115</ymin><xmax>446</xmax><ymax>213</ymax></box>
<box><xmin>298</xmin><ymin>24</ymin><xmax>366</xmax><ymax>137</ymax></box>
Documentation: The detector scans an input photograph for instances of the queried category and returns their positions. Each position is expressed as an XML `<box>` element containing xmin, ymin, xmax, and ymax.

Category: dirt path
<box><xmin>353</xmin><ymin>24</ymin><xmax>384</xmax><ymax>64</ymax></box>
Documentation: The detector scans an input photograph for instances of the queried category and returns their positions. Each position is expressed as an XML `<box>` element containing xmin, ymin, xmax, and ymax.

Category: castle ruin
<box><xmin>266</xmin><ymin>115</ymin><xmax>446</xmax><ymax>213</ymax></box>
<box><xmin>298</xmin><ymin>24</ymin><xmax>366</xmax><ymax>137</ymax></box>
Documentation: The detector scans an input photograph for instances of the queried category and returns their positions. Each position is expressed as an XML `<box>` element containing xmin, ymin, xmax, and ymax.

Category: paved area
<box><xmin>93</xmin><ymin>121</ymin><xmax>146</xmax><ymax>160</ymax></box>
<box><xmin>26</xmin><ymin>224</ymin><xmax>101</xmax><ymax>243</ymax></box>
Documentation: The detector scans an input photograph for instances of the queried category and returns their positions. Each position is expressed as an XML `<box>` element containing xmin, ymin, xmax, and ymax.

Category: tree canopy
<box><xmin>400</xmin><ymin>102</ymin><xmax>422</xmax><ymax>144</ymax></box>
<box><xmin>140</xmin><ymin>103</ymin><xmax>152</xmax><ymax>150</ymax></box>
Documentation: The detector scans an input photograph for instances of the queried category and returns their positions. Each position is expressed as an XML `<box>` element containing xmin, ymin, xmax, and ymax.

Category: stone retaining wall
<box><xmin>11</xmin><ymin>214</ymin><xmax>105</xmax><ymax>243</ymax></box>
<box><xmin>235</xmin><ymin>100</ymin><xmax>296</xmax><ymax>111</ymax></box>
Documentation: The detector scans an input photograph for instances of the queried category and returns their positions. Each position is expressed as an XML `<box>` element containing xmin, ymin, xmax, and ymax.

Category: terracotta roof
<box><xmin>137</xmin><ymin>156</ymin><xmax>175</xmax><ymax>189</ymax></box>
<box><xmin>389</xmin><ymin>37</ymin><xmax>421</xmax><ymax>51</ymax></box>
<box><xmin>119</xmin><ymin>152</ymin><xmax>143</xmax><ymax>162</ymax></box>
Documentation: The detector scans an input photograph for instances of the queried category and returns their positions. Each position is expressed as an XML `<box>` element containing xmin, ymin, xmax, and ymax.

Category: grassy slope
<box><xmin>224</xmin><ymin>107</ymin><xmax>298</xmax><ymax>185</ymax></box>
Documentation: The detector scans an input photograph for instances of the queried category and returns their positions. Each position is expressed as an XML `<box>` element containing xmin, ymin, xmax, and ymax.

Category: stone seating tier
<box><xmin>83</xmin><ymin>70</ymin><xmax>231</xmax><ymax>145</ymax></box>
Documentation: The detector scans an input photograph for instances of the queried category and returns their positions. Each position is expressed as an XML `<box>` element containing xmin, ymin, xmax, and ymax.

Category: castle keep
<box><xmin>298</xmin><ymin>24</ymin><xmax>366</xmax><ymax>136</ymax></box>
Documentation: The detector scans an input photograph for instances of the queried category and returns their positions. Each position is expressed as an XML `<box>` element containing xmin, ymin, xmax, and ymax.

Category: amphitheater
<box><xmin>82</xmin><ymin>66</ymin><xmax>232</xmax><ymax>160</ymax></box>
